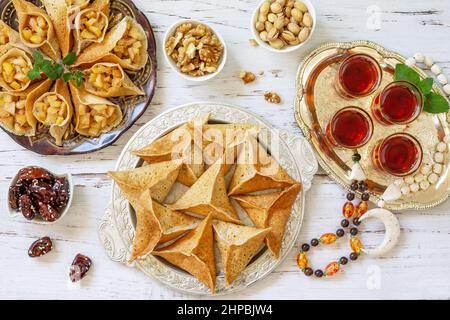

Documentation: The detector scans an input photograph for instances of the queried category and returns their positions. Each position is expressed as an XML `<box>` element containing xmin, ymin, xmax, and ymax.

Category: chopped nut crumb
<box><xmin>264</xmin><ymin>91</ymin><xmax>281</xmax><ymax>104</ymax></box>
<box><xmin>239</xmin><ymin>71</ymin><xmax>256</xmax><ymax>84</ymax></box>
<box><xmin>248</xmin><ymin>39</ymin><xmax>258</xmax><ymax>47</ymax></box>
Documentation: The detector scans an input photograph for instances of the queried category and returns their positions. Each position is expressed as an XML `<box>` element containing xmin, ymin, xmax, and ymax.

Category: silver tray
<box><xmin>98</xmin><ymin>102</ymin><xmax>318</xmax><ymax>296</ymax></box>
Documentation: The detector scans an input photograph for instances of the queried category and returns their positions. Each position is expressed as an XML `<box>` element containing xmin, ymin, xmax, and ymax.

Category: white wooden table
<box><xmin>1</xmin><ymin>0</ymin><xmax>450</xmax><ymax>300</ymax></box>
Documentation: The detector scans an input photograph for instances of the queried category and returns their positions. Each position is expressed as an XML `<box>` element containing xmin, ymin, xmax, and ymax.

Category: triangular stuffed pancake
<box><xmin>153</xmin><ymin>214</ymin><xmax>216</xmax><ymax>293</ymax></box>
<box><xmin>108</xmin><ymin>160</ymin><xmax>182</xmax><ymax>204</ymax></box>
<box><xmin>202</xmin><ymin>124</ymin><xmax>261</xmax><ymax>171</ymax></box>
<box><xmin>232</xmin><ymin>183</ymin><xmax>301</xmax><ymax>258</ymax></box>
<box><xmin>168</xmin><ymin>159</ymin><xmax>241</xmax><ymax>224</ymax></box>
<box><xmin>132</xmin><ymin>114</ymin><xmax>209</xmax><ymax>186</ymax></box>
<box><xmin>128</xmin><ymin>190</ymin><xmax>162</xmax><ymax>262</ymax></box>
<box><xmin>228</xmin><ymin>136</ymin><xmax>296</xmax><ymax>195</ymax></box>
<box><xmin>128</xmin><ymin>190</ymin><xmax>201</xmax><ymax>262</ymax></box>
<box><xmin>213</xmin><ymin>220</ymin><xmax>270</xmax><ymax>286</ymax></box>
<box><xmin>140</xmin><ymin>191</ymin><xmax>201</xmax><ymax>243</ymax></box>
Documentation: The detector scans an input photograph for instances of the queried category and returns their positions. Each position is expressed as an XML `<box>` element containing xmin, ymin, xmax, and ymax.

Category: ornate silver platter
<box><xmin>98</xmin><ymin>102</ymin><xmax>318</xmax><ymax>296</ymax></box>
<box><xmin>294</xmin><ymin>40</ymin><xmax>450</xmax><ymax>211</ymax></box>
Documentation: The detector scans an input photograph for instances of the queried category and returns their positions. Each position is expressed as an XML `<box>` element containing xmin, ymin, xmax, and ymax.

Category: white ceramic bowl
<box><xmin>251</xmin><ymin>0</ymin><xmax>316</xmax><ymax>53</ymax></box>
<box><xmin>7</xmin><ymin>166</ymin><xmax>74</xmax><ymax>225</ymax></box>
<box><xmin>163</xmin><ymin>19</ymin><xmax>227</xmax><ymax>81</ymax></box>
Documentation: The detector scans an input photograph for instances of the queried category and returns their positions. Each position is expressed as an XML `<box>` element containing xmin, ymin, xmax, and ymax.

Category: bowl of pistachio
<box><xmin>251</xmin><ymin>0</ymin><xmax>316</xmax><ymax>53</ymax></box>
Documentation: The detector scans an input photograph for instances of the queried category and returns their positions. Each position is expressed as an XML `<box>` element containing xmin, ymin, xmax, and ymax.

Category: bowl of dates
<box><xmin>8</xmin><ymin>166</ymin><xmax>73</xmax><ymax>224</ymax></box>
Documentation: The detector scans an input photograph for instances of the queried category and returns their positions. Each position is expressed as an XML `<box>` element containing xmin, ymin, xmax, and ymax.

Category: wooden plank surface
<box><xmin>1</xmin><ymin>0</ymin><xmax>450</xmax><ymax>299</ymax></box>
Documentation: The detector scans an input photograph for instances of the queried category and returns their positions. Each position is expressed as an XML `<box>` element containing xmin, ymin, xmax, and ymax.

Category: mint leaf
<box><xmin>424</xmin><ymin>92</ymin><xmax>450</xmax><ymax>114</ymax></box>
<box><xmin>32</xmin><ymin>51</ymin><xmax>44</xmax><ymax>63</ymax></box>
<box><xmin>394</xmin><ymin>64</ymin><xmax>420</xmax><ymax>86</ymax></box>
<box><xmin>27</xmin><ymin>68</ymin><xmax>41</xmax><ymax>81</ymax></box>
<box><xmin>62</xmin><ymin>52</ymin><xmax>77</xmax><ymax>66</ymax></box>
<box><xmin>63</xmin><ymin>72</ymin><xmax>73</xmax><ymax>82</ymax></box>
<box><xmin>418</xmin><ymin>78</ymin><xmax>433</xmax><ymax>96</ymax></box>
<box><xmin>74</xmin><ymin>70</ymin><xmax>84</xmax><ymax>87</ymax></box>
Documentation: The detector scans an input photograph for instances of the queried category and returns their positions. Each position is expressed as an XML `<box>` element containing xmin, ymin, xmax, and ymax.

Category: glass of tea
<box><xmin>335</xmin><ymin>53</ymin><xmax>382</xmax><ymax>99</ymax></box>
<box><xmin>372</xmin><ymin>133</ymin><xmax>422</xmax><ymax>177</ymax></box>
<box><xmin>326</xmin><ymin>107</ymin><xmax>373</xmax><ymax>149</ymax></box>
<box><xmin>371</xmin><ymin>81</ymin><xmax>424</xmax><ymax>125</ymax></box>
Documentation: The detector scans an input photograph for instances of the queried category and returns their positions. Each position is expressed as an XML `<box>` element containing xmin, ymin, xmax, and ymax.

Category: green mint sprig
<box><xmin>394</xmin><ymin>63</ymin><xmax>449</xmax><ymax>114</ymax></box>
<box><xmin>27</xmin><ymin>51</ymin><xmax>84</xmax><ymax>87</ymax></box>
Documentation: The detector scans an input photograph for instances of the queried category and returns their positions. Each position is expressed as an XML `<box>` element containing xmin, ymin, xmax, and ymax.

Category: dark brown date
<box><xmin>69</xmin><ymin>254</ymin><xmax>92</xmax><ymax>283</ymax></box>
<box><xmin>18</xmin><ymin>167</ymin><xmax>54</xmax><ymax>182</ymax></box>
<box><xmin>29</xmin><ymin>180</ymin><xmax>55</xmax><ymax>204</ymax></box>
<box><xmin>37</xmin><ymin>202</ymin><xmax>60</xmax><ymax>222</ymax></box>
<box><xmin>28</xmin><ymin>237</ymin><xmax>53</xmax><ymax>258</ymax></box>
<box><xmin>19</xmin><ymin>194</ymin><xmax>36</xmax><ymax>220</ymax></box>
<box><xmin>52</xmin><ymin>177</ymin><xmax>69</xmax><ymax>210</ymax></box>
<box><xmin>8</xmin><ymin>185</ymin><xmax>23</xmax><ymax>209</ymax></box>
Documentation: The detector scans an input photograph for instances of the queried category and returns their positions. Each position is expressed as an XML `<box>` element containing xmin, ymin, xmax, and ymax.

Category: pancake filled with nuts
<box><xmin>0</xmin><ymin>79</ymin><xmax>52</xmax><ymax>136</ymax></box>
<box><xmin>73</xmin><ymin>0</ymin><xmax>110</xmax><ymax>54</ymax></box>
<box><xmin>84</xmin><ymin>62</ymin><xmax>144</xmax><ymax>97</ymax></box>
<box><xmin>69</xmin><ymin>82</ymin><xmax>122</xmax><ymax>137</ymax></box>
<box><xmin>13</xmin><ymin>0</ymin><xmax>61</xmax><ymax>61</ymax></box>
<box><xmin>75</xmin><ymin>16</ymin><xmax>148</xmax><ymax>70</ymax></box>
<box><xmin>0</xmin><ymin>47</ymin><xmax>33</xmax><ymax>92</ymax></box>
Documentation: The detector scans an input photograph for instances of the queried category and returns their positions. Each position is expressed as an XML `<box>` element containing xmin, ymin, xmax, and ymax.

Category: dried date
<box><xmin>30</xmin><ymin>180</ymin><xmax>55</xmax><ymax>204</ymax></box>
<box><xmin>28</xmin><ymin>237</ymin><xmax>53</xmax><ymax>258</ymax></box>
<box><xmin>37</xmin><ymin>202</ymin><xmax>60</xmax><ymax>222</ymax></box>
<box><xmin>69</xmin><ymin>254</ymin><xmax>92</xmax><ymax>283</ymax></box>
<box><xmin>52</xmin><ymin>177</ymin><xmax>69</xmax><ymax>210</ymax></box>
<box><xmin>18</xmin><ymin>167</ymin><xmax>54</xmax><ymax>182</ymax></box>
<box><xmin>19</xmin><ymin>194</ymin><xmax>36</xmax><ymax>220</ymax></box>
<box><xmin>8</xmin><ymin>185</ymin><xmax>23</xmax><ymax>209</ymax></box>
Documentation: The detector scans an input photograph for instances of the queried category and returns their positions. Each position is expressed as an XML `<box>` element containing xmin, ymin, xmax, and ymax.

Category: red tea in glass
<box><xmin>326</xmin><ymin>107</ymin><xmax>373</xmax><ymax>149</ymax></box>
<box><xmin>372</xmin><ymin>133</ymin><xmax>422</xmax><ymax>176</ymax></box>
<box><xmin>335</xmin><ymin>54</ymin><xmax>382</xmax><ymax>98</ymax></box>
<box><xmin>371</xmin><ymin>81</ymin><xmax>423</xmax><ymax>125</ymax></box>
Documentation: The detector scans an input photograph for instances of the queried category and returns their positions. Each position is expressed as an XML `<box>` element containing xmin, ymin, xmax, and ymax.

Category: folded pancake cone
<box><xmin>228</xmin><ymin>136</ymin><xmax>297</xmax><ymax>195</ymax></box>
<box><xmin>232</xmin><ymin>183</ymin><xmax>301</xmax><ymax>258</ymax></box>
<box><xmin>33</xmin><ymin>79</ymin><xmax>74</xmax><ymax>146</ymax></box>
<box><xmin>66</xmin><ymin>0</ymin><xmax>90</xmax><ymax>14</ymax></box>
<box><xmin>75</xmin><ymin>16</ymin><xmax>148</xmax><ymax>70</ymax></box>
<box><xmin>153</xmin><ymin>214</ymin><xmax>216</xmax><ymax>293</ymax></box>
<box><xmin>168</xmin><ymin>159</ymin><xmax>242</xmax><ymax>224</ymax></box>
<box><xmin>108</xmin><ymin>159</ymin><xmax>183</xmax><ymax>204</ymax></box>
<box><xmin>84</xmin><ymin>62</ymin><xmax>144</xmax><ymax>97</ymax></box>
<box><xmin>13</xmin><ymin>0</ymin><xmax>61</xmax><ymax>61</ymax></box>
<box><xmin>69</xmin><ymin>82</ymin><xmax>123</xmax><ymax>137</ymax></box>
<box><xmin>213</xmin><ymin>220</ymin><xmax>270</xmax><ymax>286</ymax></box>
<box><xmin>0</xmin><ymin>47</ymin><xmax>33</xmax><ymax>93</ymax></box>
<box><xmin>0</xmin><ymin>21</ymin><xmax>21</xmax><ymax>48</ymax></box>
<box><xmin>73</xmin><ymin>0</ymin><xmax>110</xmax><ymax>55</ymax></box>
<box><xmin>0</xmin><ymin>79</ymin><xmax>52</xmax><ymax>136</ymax></box>
<box><xmin>133</xmin><ymin>114</ymin><xmax>209</xmax><ymax>186</ymax></box>
<box><xmin>41</xmin><ymin>0</ymin><xmax>72</xmax><ymax>57</ymax></box>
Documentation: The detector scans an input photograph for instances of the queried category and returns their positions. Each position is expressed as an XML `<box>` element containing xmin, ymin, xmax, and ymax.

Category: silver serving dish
<box><xmin>98</xmin><ymin>102</ymin><xmax>318</xmax><ymax>295</ymax></box>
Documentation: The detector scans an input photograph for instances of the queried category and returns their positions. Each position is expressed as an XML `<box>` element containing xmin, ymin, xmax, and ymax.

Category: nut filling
<box><xmin>112</xmin><ymin>21</ymin><xmax>145</xmax><ymax>66</ymax></box>
<box><xmin>0</xmin><ymin>93</ymin><xmax>30</xmax><ymax>134</ymax></box>
<box><xmin>165</xmin><ymin>23</ymin><xmax>224</xmax><ymax>77</ymax></box>
<box><xmin>85</xmin><ymin>64</ymin><xmax>123</xmax><ymax>94</ymax></box>
<box><xmin>78</xmin><ymin>103</ymin><xmax>121</xmax><ymax>137</ymax></box>
<box><xmin>1</xmin><ymin>56</ymin><xmax>31</xmax><ymax>91</ymax></box>
<box><xmin>33</xmin><ymin>94</ymin><xmax>69</xmax><ymax>126</ymax></box>
<box><xmin>79</xmin><ymin>10</ymin><xmax>107</xmax><ymax>41</ymax></box>
<box><xmin>21</xmin><ymin>14</ymin><xmax>49</xmax><ymax>45</ymax></box>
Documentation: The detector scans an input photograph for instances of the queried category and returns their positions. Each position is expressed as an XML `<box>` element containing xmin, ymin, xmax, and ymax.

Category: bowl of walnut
<box><xmin>164</xmin><ymin>20</ymin><xmax>227</xmax><ymax>81</ymax></box>
<box><xmin>251</xmin><ymin>0</ymin><xmax>316</xmax><ymax>53</ymax></box>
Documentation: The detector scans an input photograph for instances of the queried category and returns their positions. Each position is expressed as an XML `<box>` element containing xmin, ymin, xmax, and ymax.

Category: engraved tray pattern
<box><xmin>98</xmin><ymin>102</ymin><xmax>318</xmax><ymax>296</ymax></box>
<box><xmin>0</xmin><ymin>0</ymin><xmax>157</xmax><ymax>155</ymax></box>
<box><xmin>294</xmin><ymin>40</ymin><xmax>450</xmax><ymax>211</ymax></box>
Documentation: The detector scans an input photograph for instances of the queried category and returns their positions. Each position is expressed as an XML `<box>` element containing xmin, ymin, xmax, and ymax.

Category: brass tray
<box><xmin>0</xmin><ymin>0</ymin><xmax>157</xmax><ymax>155</ymax></box>
<box><xmin>294</xmin><ymin>40</ymin><xmax>450</xmax><ymax>211</ymax></box>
